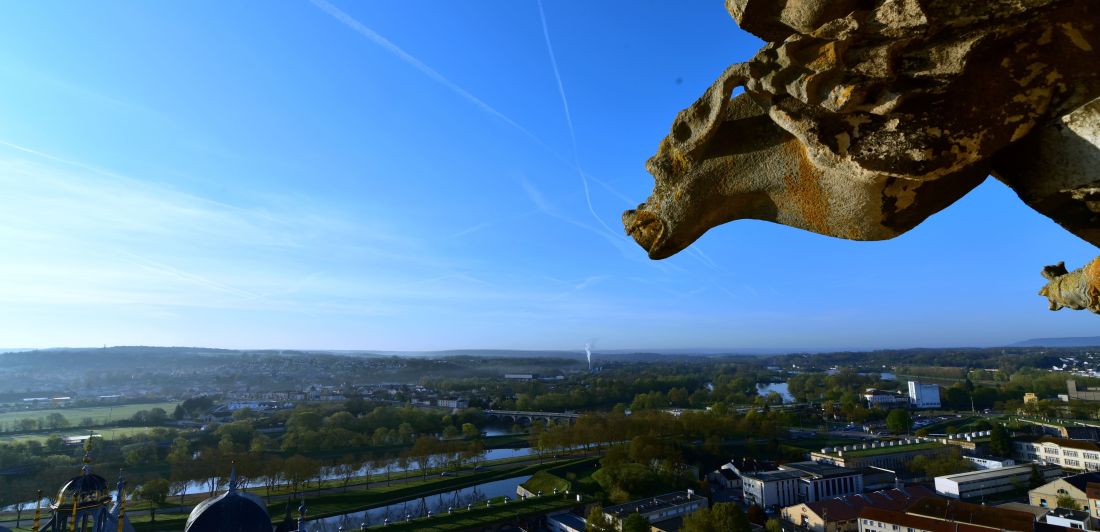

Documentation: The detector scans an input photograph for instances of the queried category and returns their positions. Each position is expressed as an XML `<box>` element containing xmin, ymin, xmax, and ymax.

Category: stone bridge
<box><xmin>483</xmin><ymin>410</ymin><xmax>579</xmax><ymax>425</ymax></box>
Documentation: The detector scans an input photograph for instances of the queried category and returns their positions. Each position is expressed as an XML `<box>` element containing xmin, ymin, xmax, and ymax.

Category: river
<box><xmin>1</xmin><ymin>446</ymin><xmax>536</xmax><ymax>513</ymax></box>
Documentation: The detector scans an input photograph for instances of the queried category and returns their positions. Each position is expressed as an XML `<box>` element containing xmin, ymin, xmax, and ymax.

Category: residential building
<box><xmin>811</xmin><ymin>439</ymin><xmax>954</xmax><ymax>470</ymax></box>
<box><xmin>603</xmin><ymin>490</ymin><xmax>708</xmax><ymax>530</ymax></box>
<box><xmin>435</xmin><ymin>398</ymin><xmax>469</xmax><ymax>409</ymax></box>
<box><xmin>1030</xmin><ymin>472</ymin><xmax>1100</xmax><ymax>510</ymax></box>
<box><xmin>1085</xmin><ymin>481</ymin><xmax>1100</xmax><ymax>520</ymax></box>
<box><xmin>781</xmin><ymin>461</ymin><xmax>865</xmax><ymax>503</ymax></box>
<box><xmin>965</xmin><ymin>456</ymin><xmax>1016</xmax><ymax>470</ymax></box>
<box><xmin>743</xmin><ymin>462</ymin><xmax>864</xmax><ymax>509</ymax></box>
<box><xmin>546</xmin><ymin>511</ymin><xmax>586</xmax><ymax>532</ymax></box>
<box><xmin>707</xmin><ymin>467</ymin><xmax>740</xmax><ymax>490</ymax></box>
<box><xmin>908</xmin><ymin>382</ymin><xmax>941</xmax><ymax>409</ymax></box>
<box><xmin>780</xmin><ymin>486</ymin><xmax>935</xmax><ymax>532</ymax></box>
<box><xmin>1015</xmin><ymin>436</ymin><xmax>1100</xmax><ymax>471</ymax></box>
<box><xmin>1020</xmin><ymin>419</ymin><xmax>1100</xmax><ymax>441</ymax></box>
<box><xmin>858</xmin><ymin>497</ymin><xmax>1035</xmax><ymax>532</ymax></box>
<box><xmin>707</xmin><ymin>458</ymin><xmax>776</xmax><ymax>491</ymax></box>
<box><xmin>1025</xmin><ymin>393</ymin><xmax>1039</xmax><ymax>405</ymax></box>
<box><xmin>864</xmin><ymin>389</ymin><xmax>911</xmax><ymax>409</ymax></box>
<box><xmin>1044</xmin><ymin>508</ymin><xmax>1093</xmax><ymax>531</ymax></box>
<box><xmin>744</xmin><ymin>470</ymin><xmax>805</xmax><ymax>509</ymax></box>
<box><xmin>934</xmin><ymin>464</ymin><xmax>1062</xmax><ymax>500</ymax></box>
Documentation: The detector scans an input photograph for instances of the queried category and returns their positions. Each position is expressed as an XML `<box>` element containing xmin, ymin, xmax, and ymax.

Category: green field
<box><xmin>0</xmin><ymin>402</ymin><xmax>177</xmax><ymax>430</ymax></box>
<box><xmin>0</xmin><ymin>426</ymin><xmax>161</xmax><ymax>444</ymax></box>
<box><xmin>841</xmin><ymin>441</ymin><xmax>947</xmax><ymax>457</ymax></box>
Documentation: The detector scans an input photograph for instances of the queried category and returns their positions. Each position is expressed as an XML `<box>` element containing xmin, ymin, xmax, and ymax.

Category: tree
<box><xmin>44</xmin><ymin>434</ymin><xmax>65</xmax><ymax>454</ymax></box>
<box><xmin>1030</xmin><ymin>464</ymin><xmax>1045</xmax><ymax>489</ymax></box>
<box><xmin>989</xmin><ymin>423</ymin><xmax>1013</xmax><ymax>457</ymax></box>
<box><xmin>908</xmin><ymin>451</ymin><xmax>974</xmax><ymax>477</ymax></box>
<box><xmin>585</xmin><ymin>505</ymin><xmax>616</xmax><ymax>532</ymax></box>
<box><xmin>623</xmin><ymin>513</ymin><xmax>650</xmax><ymax>532</ymax></box>
<box><xmin>886</xmin><ymin>409</ymin><xmax>912</xmax><ymax>435</ymax></box>
<box><xmin>1057</xmin><ymin>494</ymin><xmax>1081</xmax><ymax>510</ymax></box>
<box><xmin>337</xmin><ymin>454</ymin><xmax>361</xmax><ymax>492</ymax></box>
<box><xmin>46</xmin><ymin>413</ymin><xmax>70</xmax><ymax>429</ymax></box>
<box><xmin>682</xmin><ymin>503</ymin><xmax>751</xmax><ymax>532</ymax></box>
<box><xmin>284</xmin><ymin>455</ymin><xmax>320</xmax><ymax>497</ymax></box>
<box><xmin>461</xmin><ymin>423</ymin><xmax>480</xmax><ymax>439</ymax></box>
<box><xmin>138</xmin><ymin>478</ymin><xmax>170</xmax><ymax>522</ymax></box>
<box><xmin>766</xmin><ymin>518</ymin><xmax>783</xmax><ymax>532</ymax></box>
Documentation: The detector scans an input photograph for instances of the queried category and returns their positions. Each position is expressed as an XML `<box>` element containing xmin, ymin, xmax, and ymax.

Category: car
<box><xmin>440</xmin><ymin>471</ymin><xmax>451</xmax><ymax>477</ymax></box>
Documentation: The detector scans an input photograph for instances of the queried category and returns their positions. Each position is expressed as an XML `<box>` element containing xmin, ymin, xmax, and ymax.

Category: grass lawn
<box><xmin>784</xmin><ymin>435</ymin><xmax>860</xmax><ymax>450</ymax></box>
<box><xmin>841</xmin><ymin>441</ymin><xmax>947</xmax><ymax>457</ymax></box>
<box><xmin>0</xmin><ymin>402</ymin><xmax>177</xmax><ymax>430</ymax></box>
<box><xmin>0</xmin><ymin>426</ymin><xmax>161</xmax><ymax>444</ymax></box>
<box><xmin>380</xmin><ymin>495</ymin><xmax>583</xmax><ymax>531</ymax></box>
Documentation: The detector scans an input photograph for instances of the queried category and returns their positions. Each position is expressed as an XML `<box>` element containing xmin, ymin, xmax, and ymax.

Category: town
<box><xmin>2</xmin><ymin>346</ymin><xmax>1100</xmax><ymax>531</ymax></box>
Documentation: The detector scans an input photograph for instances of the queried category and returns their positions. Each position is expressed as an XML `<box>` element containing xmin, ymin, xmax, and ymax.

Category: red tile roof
<box><xmin>895</xmin><ymin>497</ymin><xmax>1034</xmax><ymax>532</ymax></box>
<box><xmin>794</xmin><ymin>486</ymin><xmax>936</xmax><ymax>522</ymax></box>
<box><xmin>1034</xmin><ymin>437</ymin><xmax>1100</xmax><ymax>452</ymax></box>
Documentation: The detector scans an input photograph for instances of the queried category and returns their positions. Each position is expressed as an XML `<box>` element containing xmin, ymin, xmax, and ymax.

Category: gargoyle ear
<box><xmin>1041</xmin><ymin>261</ymin><xmax>1068</xmax><ymax>280</ymax></box>
<box><xmin>669</xmin><ymin>64</ymin><xmax>748</xmax><ymax>160</ymax></box>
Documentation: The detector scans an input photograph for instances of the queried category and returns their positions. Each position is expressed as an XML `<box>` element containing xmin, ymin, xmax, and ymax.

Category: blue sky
<box><xmin>0</xmin><ymin>2</ymin><xmax>1095</xmax><ymax>352</ymax></box>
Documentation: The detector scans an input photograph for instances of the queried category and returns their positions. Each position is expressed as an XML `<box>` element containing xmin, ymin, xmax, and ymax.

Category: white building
<box><xmin>1015</xmin><ymin>436</ymin><xmax>1100</xmax><ymax>471</ymax></box>
<box><xmin>546</xmin><ymin>511</ymin><xmax>587</xmax><ymax>532</ymax></box>
<box><xmin>743</xmin><ymin>470</ymin><xmax>804</xmax><ymax>509</ymax></box>
<box><xmin>1045</xmin><ymin>508</ymin><xmax>1093</xmax><ymax>531</ymax></box>
<box><xmin>435</xmin><ymin>398</ymin><xmax>469</xmax><ymax>409</ymax></box>
<box><xmin>934</xmin><ymin>464</ymin><xmax>1062</xmax><ymax>499</ymax></box>
<box><xmin>907</xmin><ymin>381</ymin><xmax>941</xmax><ymax>408</ymax></box>
<box><xmin>604</xmin><ymin>490</ymin><xmax>708</xmax><ymax>529</ymax></box>
<box><xmin>863</xmin><ymin>389</ymin><xmax>910</xmax><ymax>409</ymax></box>
<box><xmin>964</xmin><ymin>456</ymin><xmax>1015</xmax><ymax>469</ymax></box>
<box><xmin>781</xmin><ymin>461</ymin><xmax>864</xmax><ymax>503</ymax></box>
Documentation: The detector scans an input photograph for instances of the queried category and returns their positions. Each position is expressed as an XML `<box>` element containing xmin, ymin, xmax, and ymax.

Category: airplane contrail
<box><xmin>535</xmin><ymin>0</ymin><xmax>622</xmax><ymax>238</ymax></box>
<box><xmin>308</xmin><ymin>0</ymin><xmax>546</xmax><ymax>145</ymax></box>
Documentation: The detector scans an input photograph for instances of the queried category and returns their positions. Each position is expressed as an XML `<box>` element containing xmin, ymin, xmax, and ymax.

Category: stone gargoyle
<box><xmin>1040</xmin><ymin>258</ymin><xmax>1100</xmax><ymax>313</ymax></box>
<box><xmin>623</xmin><ymin>0</ymin><xmax>1100</xmax><ymax>312</ymax></box>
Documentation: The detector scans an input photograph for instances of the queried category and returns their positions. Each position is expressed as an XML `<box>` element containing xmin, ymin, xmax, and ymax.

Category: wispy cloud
<box><xmin>309</xmin><ymin>0</ymin><xmax>641</xmax><ymax>248</ymax></box>
<box><xmin>307</xmin><ymin>0</ymin><xmax>540</xmax><ymax>141</ymax></box>
<box><xmin>535</xmin><ymin>0</ymin><xmax>624</xmax><ymax>238</ymax></box>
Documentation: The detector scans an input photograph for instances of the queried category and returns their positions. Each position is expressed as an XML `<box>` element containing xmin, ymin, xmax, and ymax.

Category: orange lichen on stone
<box><xmin>1040</xmin><ymin>257</ymin><xmax>1100</xmax><ymax>314</ymax></box>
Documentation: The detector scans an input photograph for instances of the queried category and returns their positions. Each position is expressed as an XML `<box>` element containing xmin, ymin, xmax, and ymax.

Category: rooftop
<box><xmin>834</xmin><ymin>441</ymin><xmax>948</xmax><ymax>458</ymax></box>
<box><xmin>906</xmin><ymin>496</ymin><xmax>1035</xmax><ymax>531</ymax></box>
<box><xmin>859</xmin><ymin>506</ymin><xmax>1022</xmax><ymax>532</ymax></box>
<box><xmin>996</xmin><ymin>502</ymin><xmax>1049</xmax><ymax>519</ymax></box>
<box><xmin>1047</xmin><ymin>508</ymin><xmax>1090</xmax><ymax>521</ymax></box>
<box><xmin>781</xmin><ymin>461</ymin><xmax>860</xmax><ymax>479</ymax></box>
<box><xmin>548</xmin><ymin>511</ymin><xmax>587</xmax><ymax>530</ymax></box>
<box><xmin>604</xmin><ymin>491</ymin><xmax>706</xmax><ymax>519</ymax></box>
<box><xmin>793</xmin><ymin>486</ymin><xmax>935</xmax><ymax>522</ymax></box>
<box><xmin>936</xmin><ymin>464</ymin><xmax>1045</xmax><ymax>483</ymax></box>
<box><xmin>1036</xmin><ymin>436</ymin><xmax>1100</xmax><ymax>452</ymax></box>
<box><xmin>1060</xmin><ymin>471</ymin><xmax>1100</xmax><ymax>491</ymax></box>
<box><xmin>744</xmin><ymin>470</ymin><xmax>805</xmax><ymax>482</ymax></box>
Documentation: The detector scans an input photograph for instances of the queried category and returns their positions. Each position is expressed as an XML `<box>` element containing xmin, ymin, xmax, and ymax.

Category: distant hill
<box><xmin>1010</xmin><ymin>336</ymin><xmax>1100</xmax><ymax>347</ymax></box>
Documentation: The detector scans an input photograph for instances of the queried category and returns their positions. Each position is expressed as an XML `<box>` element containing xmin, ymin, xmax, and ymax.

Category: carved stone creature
<box><xmin>1040</xmin><ymin>258</ymin><xmax>1100</xmax><ymax>312</ymax></box>
<box><xmin>623</xmin><ymin>0</ymin><xmax>1100</xmax><ymax>311</ymax></box>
